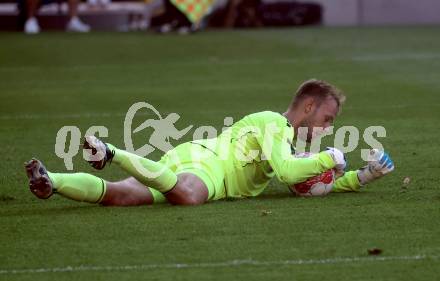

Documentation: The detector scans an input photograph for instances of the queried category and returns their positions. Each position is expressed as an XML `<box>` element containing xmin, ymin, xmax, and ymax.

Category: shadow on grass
<box><xmin>0</xmin><ymin>204</ymin><xmax>101</xmax><ymax>218</ymax></box>
<box><xmin>0</xmin><ymin>197</ymin><xmax>186</xmax><ymax>218</ymax></box>
<box><xmin>1</xmin><ymin>191</ymin><xmax>368</xmax><ymax>218</ymax></box>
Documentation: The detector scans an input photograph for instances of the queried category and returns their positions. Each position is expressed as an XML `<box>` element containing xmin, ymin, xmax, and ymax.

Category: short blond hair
<box><xmin>290</xmin><ymin>79</ymin><xmax>346</xmax><ymax>110</ymax></box>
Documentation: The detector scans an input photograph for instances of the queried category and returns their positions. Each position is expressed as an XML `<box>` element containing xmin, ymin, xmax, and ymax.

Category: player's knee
<box><xmin>165</xmin><ymin>184</ymin><xmax>206</xmax><ymax>206</ymax></box>
<box><xmin>179</xmin><ymin>192</ymin><xmax>205</xmax><ymax>205</ymax></box>
<box><xmin>167</xmin><ymin>173</ymin><xmax>208</xmax><ymax>205</ymax></box>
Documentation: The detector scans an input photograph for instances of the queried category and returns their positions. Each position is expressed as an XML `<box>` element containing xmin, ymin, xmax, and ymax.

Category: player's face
<box><xmin>301</xmin><ymin>97</ymin><xmax>339</xmax><ymax>142</ymax></box>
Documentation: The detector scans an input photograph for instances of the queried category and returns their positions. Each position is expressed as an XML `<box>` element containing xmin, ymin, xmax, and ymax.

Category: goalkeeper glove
<box><xmin>357</xmin><ymin>149</ymin><xmax>394</xmax><ymax>186</ymax></box>
<box><xmin>325</xmin><ymin>147</ymin><xmax>346</xmax><ymax>176</ymax></box>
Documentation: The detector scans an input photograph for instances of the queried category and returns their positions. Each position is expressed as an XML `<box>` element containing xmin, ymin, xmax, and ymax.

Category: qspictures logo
<box><xmin>54</xmin><ymin>102</ymin><xmax>387</xmax><ymax>175</ymax></box>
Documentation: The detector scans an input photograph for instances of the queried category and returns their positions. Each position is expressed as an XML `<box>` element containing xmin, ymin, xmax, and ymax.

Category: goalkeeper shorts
<box><xmin>159</xmin><ymin>141</ymin><xmax>227</xmax><ymax>201</ymax></box>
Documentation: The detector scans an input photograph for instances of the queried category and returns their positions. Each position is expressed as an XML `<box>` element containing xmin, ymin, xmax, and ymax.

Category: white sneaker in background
<box><xmin>159</xmin><ymin>23</ymin><xmax>172</xmax><ymax>33</ymax></box>
<box><xmin>177</xmin><ymin>26</ymin><xmax>190</xmax><ymax>35</ymax></box>
<box><xmin>24</xmin><ymin>17</ymin><xmax>41</xmax><ymax>34</ymax></box>
<box><xmin>66</xmin><ymin>16</ymin><xmax>91</xmax><ymax>33</ymax></box>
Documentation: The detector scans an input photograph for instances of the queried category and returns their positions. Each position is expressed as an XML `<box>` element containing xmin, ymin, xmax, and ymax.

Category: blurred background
<box><xmin>1</xmin><ymin>0</ymin><xmax>440</xmax><ymax>34</ymax></box>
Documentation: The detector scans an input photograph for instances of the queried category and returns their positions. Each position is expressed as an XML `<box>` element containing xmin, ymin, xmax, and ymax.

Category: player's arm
<box><xmin>332</xmin><ymin>170</ymin><xmax>361</xmax><ymax>192</ymax></box>
<box><xmin>254</xmin><ymin>118</ymin><xmax>343</xmax><ymax>185</ymax></box>
<box><xmin>271</xmin><ymin>151</ymin><xmax>336</xmax><ymax>185</ymax></box>
<box><xmin>332</xmin><ymin>149</ymin><xmax>395</xmax><ymax>193</ymax></box>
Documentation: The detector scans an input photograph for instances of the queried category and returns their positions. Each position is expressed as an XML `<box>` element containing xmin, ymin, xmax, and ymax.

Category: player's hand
<box><xmin>357</xmin><ymin>149</ymin><xmax>394</xmax><ymax>185</ymax></box>
<box><xmin>324</xmin><ymin>147</ymin><xmax>346</xmax><ymax>175</ymax></box>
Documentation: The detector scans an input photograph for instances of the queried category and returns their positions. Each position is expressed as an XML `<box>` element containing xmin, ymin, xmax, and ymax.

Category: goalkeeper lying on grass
<box><xmin>24</xmin><ymin>79</ymin><xmax>394</xmax><ymax>206</ymax></box>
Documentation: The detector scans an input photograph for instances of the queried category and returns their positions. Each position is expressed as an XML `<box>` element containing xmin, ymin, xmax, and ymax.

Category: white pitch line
<box><xmin>0</xmin><ymin>255</ymin><xmax>438</xmax><ymax>275</ymax></box>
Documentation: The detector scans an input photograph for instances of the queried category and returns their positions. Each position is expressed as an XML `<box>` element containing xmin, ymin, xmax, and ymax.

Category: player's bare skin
<box><xmin>101</xmin><ymin>173</ymin><xmax>209</xmax><ymax>206</ymax></box>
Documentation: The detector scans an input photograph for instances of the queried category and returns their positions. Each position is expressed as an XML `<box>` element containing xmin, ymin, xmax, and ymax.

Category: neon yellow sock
<box><xmin>47</xmin><ymin>172</ymin><xmax>107</xmax><ymax>203</ymax></box>
<box><xmin>107</xmin><ymin>143</ymin><xmax>177</xmax><ymax>193</ymax></box>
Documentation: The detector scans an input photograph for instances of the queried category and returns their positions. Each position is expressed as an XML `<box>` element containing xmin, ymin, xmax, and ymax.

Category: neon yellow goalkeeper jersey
<box><xmin>193</xmin><ymin>111</ymin><xmax>336</xmax><ymax>198</ymax></box>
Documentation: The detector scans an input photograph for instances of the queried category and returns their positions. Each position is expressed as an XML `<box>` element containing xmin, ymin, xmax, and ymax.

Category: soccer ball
<box><xmin>289</xmin><ymin>152</ymin><xmax>335</xmax><ymax>197</ymax></box>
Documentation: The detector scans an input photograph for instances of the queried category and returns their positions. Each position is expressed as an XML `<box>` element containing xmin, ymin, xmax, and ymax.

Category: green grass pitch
<box><xmin>0</xmin><ymin>27</ymin><xmax>439</xmax><ymax>280</ymax></box>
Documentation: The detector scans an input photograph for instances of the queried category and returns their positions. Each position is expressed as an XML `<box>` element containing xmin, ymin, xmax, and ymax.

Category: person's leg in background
<box><xmin>23</xmin><ymin>0</ymin><xmax>91</xmax><ymax>34</ymax></box>
<box><xmin>65</xmin><ymin>0</ymin><xmax>91</xmax><ymax>32</ymax></box>
<box><xmin>154</xmin><ymin>0</ymin><xmax>192</xmax><ymax>33</ymax></box>
<box><xmin>24</xmin><ymin>0</ymin><xmax>40</xmax><ymax>34</ymax></box>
